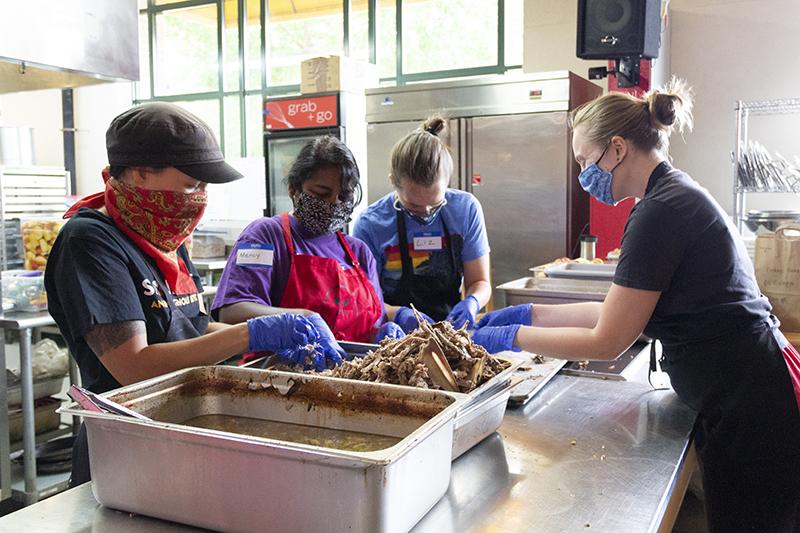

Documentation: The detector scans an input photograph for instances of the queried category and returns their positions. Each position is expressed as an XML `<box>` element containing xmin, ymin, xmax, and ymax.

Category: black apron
<box><xmin>384</xmin><ymin>209</ymin><xmax>462</xmax><ymax>321</ymax></box>
<box><xmin>657</xmin><ymin>320</ymin><xmax>800</xmax><ymax>532</ymax></box>
<box><xmin>70</xmin><ymin>273</ymin><xmax>209</xmax><ymax>487</ymax></box>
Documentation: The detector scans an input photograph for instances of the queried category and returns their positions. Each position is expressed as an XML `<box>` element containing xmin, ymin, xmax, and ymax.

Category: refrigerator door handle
<box><xmin>463</xmin><ymin>118</ymin><xmax>474</xmax><ymax>193</ymax></box>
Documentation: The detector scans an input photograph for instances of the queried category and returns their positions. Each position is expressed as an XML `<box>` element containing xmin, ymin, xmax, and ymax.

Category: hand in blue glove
<box><xmin>471</xmin><ymin>325</ymin><xmax>521</xmax><ymax>354</ymax></box>
<box><xmin>446</xmin><ymin>295</ymin><xmax>481</xmax><ymax>329</ymax></box>
<box><xmin>374</xmin><ymin>321</ymin><xmax>406</xmax><ymax>343</ymax></box>
<box><xmin>304</xmin><ymin>313</ymin><xmax>346</xmax><ymax>369</ymax></box>
<box><xmin>247</xmin><ymin>313</ymin><xmax>345</xmax><ymax>371</ymax></box>
<box><xmin>247</xmin><ymin>313</ymin><xmax>317</xmax><ymax>353</ymax></box>
<box><xmin>394</xmin><ymin>306</ymin><xmax>434</xmax><ymax>333</ymax></box>
<box><xmin>476</xmin><ymin>303</ymin><xmax>533</xmax><ymax>328</ymax></box>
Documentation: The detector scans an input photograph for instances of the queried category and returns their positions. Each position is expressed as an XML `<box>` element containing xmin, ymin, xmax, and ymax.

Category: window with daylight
<box><xmin>135</xmin><ymin>0</ymin><xmax>523</xmax><ymax>157</ymax></box>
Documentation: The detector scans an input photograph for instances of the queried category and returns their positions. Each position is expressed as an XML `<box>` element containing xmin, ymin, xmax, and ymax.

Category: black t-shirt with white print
<box><xmin>45</xmin><ymin>208</ymin><xmax>206</xmax><ymax>393</ymax></box>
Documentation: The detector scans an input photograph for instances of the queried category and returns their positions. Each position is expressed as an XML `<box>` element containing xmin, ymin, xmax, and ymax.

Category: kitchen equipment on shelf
<box><xmin>498</xmin><ymin>276</ymin><xmax>610</xmax><ymax>306</ymax></box>
<box><xmin>2</xmin><ymin>269</ymin><xmax>46</xmax><ymax>311</ymax></box>
<box><xmin>743</xmin><ymin>210</ymin><xmax>800</xmax><ymax>234</ymax></box>
<box><xmin>732</xmin><ymin>98</ymin><xmax>800</xmax><ymax>233</ymax></box>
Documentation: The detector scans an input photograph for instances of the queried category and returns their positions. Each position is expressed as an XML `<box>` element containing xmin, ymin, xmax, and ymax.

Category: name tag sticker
<box><xmin>413</xmin><ymin>231</ymin><xmax>443</xmax><ymax>251</ymax></box>
<box><xmin>236</xmin><ymin>243</ymin><xmax>274</xmax><ymax>267</ymax></box>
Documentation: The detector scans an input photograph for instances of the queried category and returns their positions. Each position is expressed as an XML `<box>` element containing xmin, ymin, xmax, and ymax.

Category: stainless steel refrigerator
<box><xmin>364</xmin><ymin>72</ymin><xmax>601</xmax><ymax>308</ymax></box>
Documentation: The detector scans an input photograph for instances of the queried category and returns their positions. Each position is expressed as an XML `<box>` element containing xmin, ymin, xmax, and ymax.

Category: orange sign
<box><xmin>264</xmin><ymin>95</ymin><xmax>339</xmax><ymax>130</ymax></box>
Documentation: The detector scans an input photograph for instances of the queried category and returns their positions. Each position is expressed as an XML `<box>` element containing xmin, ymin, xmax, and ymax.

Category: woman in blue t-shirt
<box><xmin>353</xmin><ymin>116</ymin><xmax>491</xmax><ymax>331</ymax></box>
<box><xmin>473</xmin><ymin>79</ymin><xmax>800</xmax><ymax>532</ymax></box>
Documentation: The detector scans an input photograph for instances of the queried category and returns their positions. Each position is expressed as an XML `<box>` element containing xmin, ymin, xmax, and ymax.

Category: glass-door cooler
<box><xmin>263</xmin><ymin>93</ymin><xmax>343</xmax><ymax>217</ymax></box>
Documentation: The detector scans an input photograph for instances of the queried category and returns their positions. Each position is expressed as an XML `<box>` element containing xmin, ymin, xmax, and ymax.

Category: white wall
<box><xmin>668</xmin><ymin>0</ymin><xmax>800</xmax><ymax>214</ymax></box>
<box><xmin>0</xmin><ymin>88</ymin><xmax>64</xmax><ymax>168</ymax></box>
<box><xmin>0</xmin><ymin>83</ymin><xmax>134</xmax><ymax>195</ymax></box>
<box><xmin>523</xmin><ymin>0</ymin><xmax>608</xmax><ymax>90</ymax></box>
<box><xmin>523</xmin><ymin>0</ymin><xmax>800</xmax><ymax>215</ymax></box>
<box><xmin>73</xmin><ymin>83</ymin><xmax>134</xmax><ymax>195</ymax></box>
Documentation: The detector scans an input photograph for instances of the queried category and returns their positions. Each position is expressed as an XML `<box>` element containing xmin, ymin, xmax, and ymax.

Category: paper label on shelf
<box><xmin>236</xmin><ymin>243</ymin><xmax>274</xmax><ymax>267</ymax></box>
<box><xmin>413</xmin><ymin>232</ymin><xmax>443</xmax><ymax>251</ymax></box>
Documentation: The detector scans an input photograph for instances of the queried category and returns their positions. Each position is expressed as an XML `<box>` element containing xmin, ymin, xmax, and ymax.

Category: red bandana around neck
<box><xmin>64</xmin><ymin>168</ymin><xmax>207</xmax><ymax>294</ymax></box>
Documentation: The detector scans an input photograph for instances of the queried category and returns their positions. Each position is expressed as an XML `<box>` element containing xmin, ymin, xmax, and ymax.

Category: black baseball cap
<box><xmin>106</xmin><ymin>102</ymin><xmax>243</xmax><ymax>184</ymax></box>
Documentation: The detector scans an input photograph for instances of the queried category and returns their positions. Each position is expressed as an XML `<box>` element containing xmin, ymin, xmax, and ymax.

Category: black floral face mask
<box><xmin>294</xmin><ymin>191</ymin><xmax>354</xmax><ymax>235</ymax></box>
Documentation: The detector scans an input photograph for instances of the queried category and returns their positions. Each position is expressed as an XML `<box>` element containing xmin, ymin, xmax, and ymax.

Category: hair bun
<box><xmin>422</xmin><ymin>115</ymin><xmax>446</xmax><ymax>136</ymax></box>
<box><xmin>647</xmin><ymin>92</ymin><xmax>678</xmax><ymax>127</ymax></box>
<box><xmin>646</xmin><ymin>77</ymin><xmax>694</xmax><ymax>134</ymax></box>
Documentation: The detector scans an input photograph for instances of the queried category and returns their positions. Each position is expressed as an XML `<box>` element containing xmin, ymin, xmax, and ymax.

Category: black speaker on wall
<box><xmin>577</xmin><ymin>0</ymin><xmax>662</xmax><ymax>59</ymax></box>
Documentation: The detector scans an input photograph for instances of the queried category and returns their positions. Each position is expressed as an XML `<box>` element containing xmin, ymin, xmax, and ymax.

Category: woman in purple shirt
<box><xmin>212</xmin><ymin>137</ymin><xmax>399</xmax><ymax>344</ymax></box>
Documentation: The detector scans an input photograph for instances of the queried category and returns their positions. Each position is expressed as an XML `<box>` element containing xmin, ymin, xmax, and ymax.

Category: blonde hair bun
<box><xmin>646</xmin><ymin>77</ymin><xmax>694</xmax><ymax>134</ymax></box>
<box><xmin>422</xmin><ymin>115</ymin><xmax>447</xmax><ymax>136</ymax></box>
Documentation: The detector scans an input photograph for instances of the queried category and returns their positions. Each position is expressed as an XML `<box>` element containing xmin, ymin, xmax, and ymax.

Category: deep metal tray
<box><xmin>60</xmin><ymin>366</ymin><xmax>465</xmax><ymax>533</ymax></box>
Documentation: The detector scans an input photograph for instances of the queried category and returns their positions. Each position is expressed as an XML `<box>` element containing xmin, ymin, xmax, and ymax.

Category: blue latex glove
<box><xmin>471</xmin><ymin>325</ymin><xmax>521</xmax><ymax>354</ymax></box>
<box><xmin>304</xmin><ymin>313</ymin><xmax>346</xmax><ymax>369</ymax></box>
<box><xmin>374</xmin><ymin>321</ymin><xmax>406</xmax><ymax>342</ymax></box>
<box><xmin>247</xmin><ymin>314</ymin><xmax>317</xmax><ymax>353</ymax></box>
<box><xmin>394</xmin><ymin>306</ymin><xmax>434</xmax><ymax>333</ymax></box>
<box><xmin>446</xmin><ymin>295</ymin><xmax>481</xmax><ymax>329</ymax></box>
<box><xmin>476</xmin><ymin>304</ymin><xmax>533</xmax><ymax>328</ymax></box>
<box><xmin>247</xmin><ymin>313</ymin><xmax>344</xmax><ymax>371</ymax></box>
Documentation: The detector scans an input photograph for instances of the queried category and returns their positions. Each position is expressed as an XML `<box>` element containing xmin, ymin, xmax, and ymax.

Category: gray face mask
<box><xmin>293</xmin><ymin>191</ymin><xmax>354</xmax><ymax>235</ymax></box>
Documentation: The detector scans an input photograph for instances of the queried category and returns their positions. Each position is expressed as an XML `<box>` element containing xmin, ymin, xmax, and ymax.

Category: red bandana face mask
<box><xmin>105</xmin><ymin>178</ymin><xmax>208</xmax><ymax>252</ymax></box>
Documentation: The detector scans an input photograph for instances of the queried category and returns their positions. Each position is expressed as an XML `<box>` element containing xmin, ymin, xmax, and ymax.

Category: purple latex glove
<box><xmin>476</xmin><ymin>304</ymin><xmax>533</xmax><ymax>328</ymax></box>
<box><xmin>395</xmin><ymin>306</ymin><xmax>434</xmax><ymax>333</ymax></box>
<box><xmin>374</xmin><ymin>321</ymin><xmax>406</xmax><ymax>342</ymax></box>
<box><xmin>446</xmin><ymin>295</ymin><xmax>480</xmax><ymax>329</ymax></box>
<box><xmin>471</xmin><ymin>325</ymin><xmax>521</xmax><ymax>354</ymax></box>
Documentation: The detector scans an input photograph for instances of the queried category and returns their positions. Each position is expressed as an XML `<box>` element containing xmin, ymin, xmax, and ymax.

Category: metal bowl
<box><xmin>743</xmin><ymin>210</ymin><xmax>800</xmax><ymax>233</ymax></box>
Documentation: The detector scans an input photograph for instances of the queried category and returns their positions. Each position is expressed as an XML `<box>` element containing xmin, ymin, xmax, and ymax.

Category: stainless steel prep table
<box><xmin>0</xmin><ymin>311</ymin><xmax>80</xmax><ymax>505</ymax></box>
<box><xmin>0</xmin><ymin>349</ymin><xmax>697</xmax><ymax>533</ymax></box>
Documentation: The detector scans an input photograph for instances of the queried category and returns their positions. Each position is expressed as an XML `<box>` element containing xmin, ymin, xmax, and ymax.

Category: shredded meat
<box><xmin>328</xmin><ymin>320</ymin><xmax>510</xmax><ymax>393</ymax></box>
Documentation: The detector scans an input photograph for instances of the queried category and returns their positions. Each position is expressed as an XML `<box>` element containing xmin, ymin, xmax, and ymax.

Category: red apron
<box><xmin>278</xmin><ymin>212</ymin><xmax>382</xmax><ymax>343</ymax></box>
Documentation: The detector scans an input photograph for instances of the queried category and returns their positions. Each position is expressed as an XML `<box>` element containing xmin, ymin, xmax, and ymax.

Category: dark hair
<box><xmin>389</xmin><ymin>115</ymin><xmax>453</xmax><ymax>188</ymax></box>
<box><xmin>285</xmin><ymin>136</ymin><xmax>362</xmax><ymax>204</ymax></box>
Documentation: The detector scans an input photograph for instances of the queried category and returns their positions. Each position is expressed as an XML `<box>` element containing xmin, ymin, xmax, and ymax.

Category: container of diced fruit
<box><xmin>22</xmin><ymin>219</ymin><xmax>64</xmax><ymax>271</ymax></box>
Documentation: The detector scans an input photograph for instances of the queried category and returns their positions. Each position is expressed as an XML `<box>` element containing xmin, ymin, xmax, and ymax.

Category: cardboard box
<box><xmin>300</xmin><ymin>56</ymin><xmax>379</xmax><ymax>94</ymax></box>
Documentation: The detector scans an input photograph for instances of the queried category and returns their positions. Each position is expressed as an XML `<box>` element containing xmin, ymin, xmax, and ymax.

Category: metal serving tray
<box><xmin>249</xmin><ymin>343</ymin><xmax>550</xmax><ymax>458</ymax></box>
<box><xmin>340</xmin><ymin>343</ymin><xmax>527</xmax><ymax>459</ymax></box>
<box><xmin>543</xmin><ymin>262</ymin><xmax>617</xmax><ymax>281</ymax></box>
<box><xmin>60</xmin><ymin>366</ymin><xmax>465</xmax><ymax>533</ymax></box>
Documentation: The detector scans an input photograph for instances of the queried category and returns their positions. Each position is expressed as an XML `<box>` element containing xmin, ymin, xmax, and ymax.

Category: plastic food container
<box><xmin>190</xmin><ymin>231</ymin><xmax>226</xmax><ymax>258</ymax></box>
<box><xmin>22</xmin><ymin>219</ymin><xmax>64</xmax><ymax>271</ymax></box>
<box><xmin>2</xmin><ymin>269</ymin><xmax>47</xmax><ymax>312</ymax></box>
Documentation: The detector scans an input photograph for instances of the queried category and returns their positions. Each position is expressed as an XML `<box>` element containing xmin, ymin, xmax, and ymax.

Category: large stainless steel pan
<box><xmin>60</xmin><ymin>366</ymin><xmax>465</xmax><ymax>533</ymax></box>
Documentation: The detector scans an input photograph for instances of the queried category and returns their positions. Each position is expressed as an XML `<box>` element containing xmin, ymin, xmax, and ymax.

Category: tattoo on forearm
<box><xmin>85</xmin><ymin>321</ymin><xmax>145</xmax><ymax>358</ymax></box>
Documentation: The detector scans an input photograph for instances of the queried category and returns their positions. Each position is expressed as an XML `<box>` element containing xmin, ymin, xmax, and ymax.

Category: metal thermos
<box><xmin>580</xmin><ymin>235</ymin><xmax>597</xmax><ymax>261</ymax></box>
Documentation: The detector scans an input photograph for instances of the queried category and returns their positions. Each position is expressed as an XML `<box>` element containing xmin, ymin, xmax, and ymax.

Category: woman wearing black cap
<box><xmin>45</xmin><ymin>103</ymin><xmax>345</xmax><ymax>485</ymax></box>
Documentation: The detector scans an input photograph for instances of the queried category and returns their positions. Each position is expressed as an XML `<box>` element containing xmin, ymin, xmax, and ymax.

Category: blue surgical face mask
<box><xmin>393</xmin><ymin>195</ymin><xmax>447</xmax><ymax>225</ymax></box>
<box><xmin>578</xmin><ymin>143</ymin><xmax>623</xmax><ymax>206</ymax></box>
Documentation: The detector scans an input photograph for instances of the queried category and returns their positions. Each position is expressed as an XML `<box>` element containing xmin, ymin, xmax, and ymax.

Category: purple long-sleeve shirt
<box><xmin>212</xmin><ymin>214</ymin><xmax>385</xmax><ymax>326</ymax></box>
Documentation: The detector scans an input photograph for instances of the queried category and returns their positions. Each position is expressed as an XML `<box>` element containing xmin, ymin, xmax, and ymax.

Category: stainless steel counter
<box><xmin>0</xmin><ymin>356</ymin><xmax>697</xmax><ymax>533</ymax></box>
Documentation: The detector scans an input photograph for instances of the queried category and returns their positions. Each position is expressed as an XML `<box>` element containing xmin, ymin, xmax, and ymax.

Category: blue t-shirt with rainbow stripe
<box><xmin>353</xmin><ymin>189</ymin><xmax>490</xmax><ymax>299</ymax></box>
